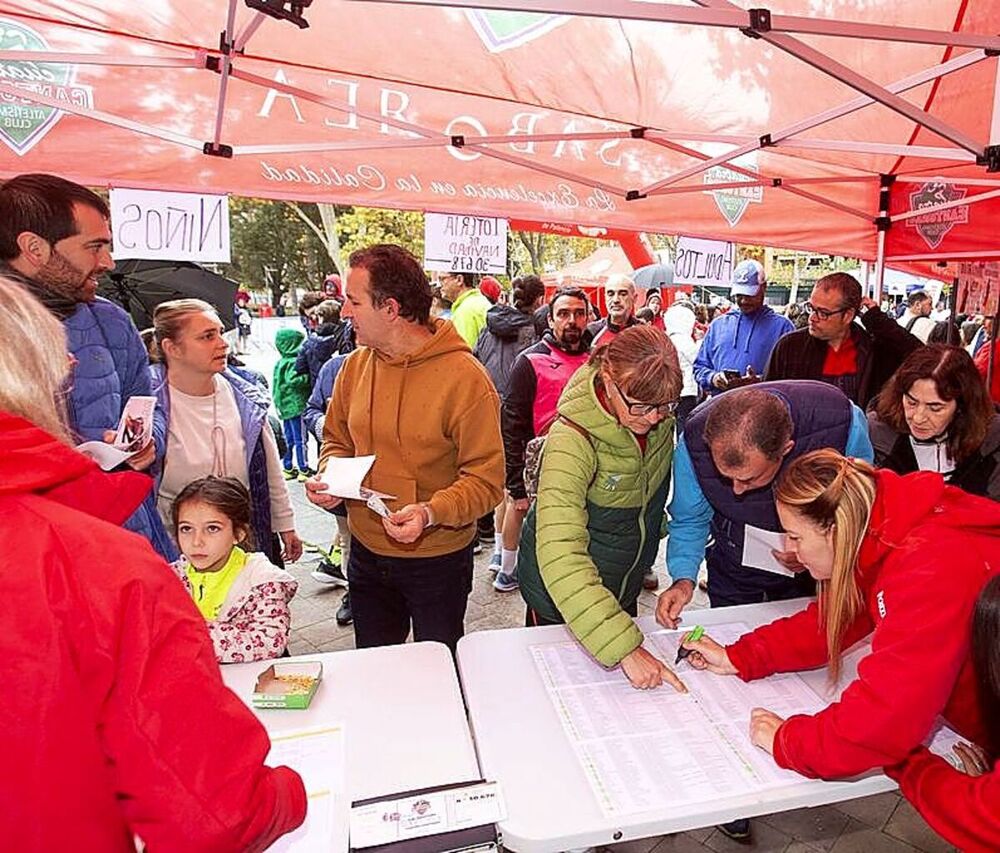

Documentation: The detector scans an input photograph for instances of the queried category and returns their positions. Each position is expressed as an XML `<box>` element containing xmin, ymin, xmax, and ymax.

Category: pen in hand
<box><xmin>675</xmin><ymin>625</ymin><xmax>705</xmax><ymax>665</ymax></box>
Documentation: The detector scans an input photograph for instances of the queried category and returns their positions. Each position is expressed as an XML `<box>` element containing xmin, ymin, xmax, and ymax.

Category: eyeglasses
<box><xmin>613</xmin><ymin>382</ymin><xmax>678</xmax><ymax>417</ymax></box>
<box><xmin>805</xmin><ymin>302</ymin><xmax>850</xmax><ymax>320</ymax></box>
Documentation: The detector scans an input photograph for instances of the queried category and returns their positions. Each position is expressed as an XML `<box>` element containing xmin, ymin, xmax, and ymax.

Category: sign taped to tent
<box><xmin>956</xmin><ymin>261</ymin><xmax>1000</xmax><ymax>316</ymax></box>
<box><xmin>674</xmin><ymin>236</ymin><xmax>735</xmax><ymax>288</ymax></box>
<box><xmin>424</xmin><ymin>213</ymin><xmax>507</xmax><ymax>275</ymax></box>
<box><xmin>109</xmin><ymin>189</ymin><xmax>231</xmax><ymax>264</ymax></box>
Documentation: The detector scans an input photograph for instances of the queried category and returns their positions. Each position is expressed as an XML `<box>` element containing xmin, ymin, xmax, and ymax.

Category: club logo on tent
<box><xmin>0</xmin><ymin>19</ymin><xmax>93</xmax><ymax>156</ymax></box>
<box><xmin>464</xmin><ymin>11</ymin><xmax>570</xmax><ymax>53</ymax></box>
<box><xmin>703</xmin><ymin>164</ymin><xmax>763</xmax><ymax>227</ymax></box>
<box><xmin>906</xmin><ymin>181</ymin><xmax>969</xmax><ymax>250</ymax></box>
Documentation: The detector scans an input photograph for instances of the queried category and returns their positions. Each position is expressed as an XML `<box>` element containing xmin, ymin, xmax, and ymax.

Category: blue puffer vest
<box><xmin>685</xmin><ymin>380</ymin><xmax>852</xmax><ymax>585</ymax></box>
<box><xmin>150</xmin><ymin>365</ymin><xmax>277</xmax><ymax>564</ymax></box>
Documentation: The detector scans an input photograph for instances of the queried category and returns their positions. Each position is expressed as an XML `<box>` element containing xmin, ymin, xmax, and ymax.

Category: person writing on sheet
<box><xmin>885</xmin><ymin>576</ymin><xmax>1000</xmax><ymax>852</ymax></box>
<box><xmin>868</xmin><ymin>344</ymin><xmax>1000</xmax><ymax>501</ymax></box>
<box><xmin>679</xmin><ymin>449</ymin><xmax>1000</xmax><ymax>783</ymax></box>
<box><xmin>518</xmin><ymin>326</ymin><xmax>687</xmax><ymax>692</ymax></box>
<box><xmin>170</xmin><ymin>476</ymin><xmax>298</xmax><ymax>663</ymax></box>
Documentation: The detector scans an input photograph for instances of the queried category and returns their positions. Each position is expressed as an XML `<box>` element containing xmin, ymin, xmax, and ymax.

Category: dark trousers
<box><xmin>347</xmin><ymin>537</ymin><xmax>474</xmax><ymax>653</ymax></box>
<box><xmin>675</xmin><ymin>395</ymin><xmax>698</xmax><ymax>436</ymax></box>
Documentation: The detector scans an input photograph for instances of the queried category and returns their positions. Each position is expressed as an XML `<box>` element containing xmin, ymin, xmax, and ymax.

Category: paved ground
<box><xmin>281</xmin><ymin>478</ymin><xmax>955</xmax><ymax>853</ymax></box>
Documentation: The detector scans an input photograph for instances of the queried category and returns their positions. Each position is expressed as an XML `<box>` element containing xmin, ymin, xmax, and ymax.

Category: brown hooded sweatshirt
<box><xmin>321</xmin><ymin>318</ymin><xmax>504</xmax><ymax>558</ymax></box>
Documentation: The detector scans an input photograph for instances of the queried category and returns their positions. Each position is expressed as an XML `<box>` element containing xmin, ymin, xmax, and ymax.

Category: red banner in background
<box><xmin>956</xmin><ymin>261</ymin><xmax>1000</xmax><ymax>316</ymax></box>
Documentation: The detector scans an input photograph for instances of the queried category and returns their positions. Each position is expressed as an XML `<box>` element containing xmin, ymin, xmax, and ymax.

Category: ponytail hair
<box><xmin>512</xmin><ymin>275</ymin><xmax>545</xmax><ymax>314</ymax></box>
<box><xmin>774</xmin><ymin>449</ymin><xmax>877</xmax><ymax>680</ymax></box>
<box><xmin>152</xmin><ymin>298</ymin><xmax>218</xmax><ymax>363</ymax></box>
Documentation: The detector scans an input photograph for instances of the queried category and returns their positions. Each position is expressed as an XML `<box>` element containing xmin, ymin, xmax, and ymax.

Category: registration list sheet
<box><xmin>530</xmin><ymin>622</ymin><xmax>826</xmax><ymax>817</ymax></box>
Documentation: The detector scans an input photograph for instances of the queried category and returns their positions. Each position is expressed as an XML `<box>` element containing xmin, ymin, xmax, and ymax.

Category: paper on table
<box><xmin>742</xmin><ymin>524</ymin><xmax>795</xmax><ymax>577</ymax></box>
<box><xmin>531</xmin><ymin>622</ymin><xmax>830</xmax><ymax>817</ymax></box>
<box><xmin>926</xmin><ymin>719</ymin><xmax>969</xmax><ymax>770</ymax></box>
<box><xmin>267</xmin><ymin>724</ymin><xmax>348</xmax><ymax>853</ymax></box>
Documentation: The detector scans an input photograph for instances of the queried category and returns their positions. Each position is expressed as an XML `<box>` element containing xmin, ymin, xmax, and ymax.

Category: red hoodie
<box><xmin>727</xmin><ymin>468</ymin><xmax>1000</xmax><ymax>780</ymax></box>
<box><xmin>886</xmin><ymin>749</ymin><xmax>1000</xmax><ymax>852</ymax></box>
<box><xmin>0</xmin><ymin>411</ymin><xmax>306</xmax><ymax>851</ymax></box>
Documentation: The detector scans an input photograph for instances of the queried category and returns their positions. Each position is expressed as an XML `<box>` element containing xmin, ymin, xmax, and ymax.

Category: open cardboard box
<box><xmin>252</xmin><ymin>660</ymin><xmax>323</xmax><ymax>709</ymax></box>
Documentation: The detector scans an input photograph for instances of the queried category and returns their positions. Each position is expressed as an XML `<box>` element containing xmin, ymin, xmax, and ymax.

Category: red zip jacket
<box><xmin>0</xmin><ymin>411</ymin><xmax>306</xmax><ymax>851</ymax></box>
<box><xmin>886</xmin><ymin>749</ymin><xmax>1000</xmax><ymax>852</ymax></box>
<box><xmin>727</xmin><ymin>468</ymin><xmax>1000</xmax><ymax>780</ymax></box>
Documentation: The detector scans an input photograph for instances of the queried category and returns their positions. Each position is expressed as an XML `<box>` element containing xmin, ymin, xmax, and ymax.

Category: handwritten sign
<box><xmin>673</xmin><ymin>236</ymin><xmax>735</xmax><ymax>288</ymax></box>
<box><xmin>424</xmin><ymin>213</ymin><xmax>507</xmax><ymax>275</ymax></box>
<box><xmin>110</xmin><ymin>188</ymin><xmax>231</xmax><ymax>263</ymax></box>
<box><xmin>956</xmin><ymin>261</ymin><xmax>1000</xmax><ymax>316</ymax></box>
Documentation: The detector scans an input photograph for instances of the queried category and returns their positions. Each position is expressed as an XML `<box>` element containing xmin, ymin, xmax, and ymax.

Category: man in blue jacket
<box><xmin>693</xmin><ymin>259</ymin><xmax>793</xmax><ymax>395</ymax></box>
<box><xmin>0</xmin><ymin>173</ymin><xmax>174</xmax><ymax>559</ymax></box>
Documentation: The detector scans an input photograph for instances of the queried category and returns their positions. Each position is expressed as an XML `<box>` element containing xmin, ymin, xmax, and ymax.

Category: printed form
<box><xmin>531</xmin><ymin>623</ymin><xmax>826</xmax><ymax>816</ymax></box>
<box><xmin>267</xmin><ymin>724</ymin><xmax>349</xmax><ymax>853</ymax></box>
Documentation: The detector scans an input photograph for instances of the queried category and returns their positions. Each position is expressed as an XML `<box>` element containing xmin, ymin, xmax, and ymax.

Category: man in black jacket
<box><xmin>764</xmin><ymin>272</ymin><xmax>922</xmax><ymax>408</ymax></box>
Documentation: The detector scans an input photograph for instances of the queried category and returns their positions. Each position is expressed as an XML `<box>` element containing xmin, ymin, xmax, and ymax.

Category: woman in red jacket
<box><xmin>885</xmin><ymin>575</ymin><xmax>1000</xmax><ymax>852</ymax></box>
<box><xmin>0</xmin><ymin>277</ymin><xmax>306</xmax><ymax>852</ymax></box>
<box><xmin>682</xmin><ymin>449</ymin><xmax>1000</xmax><ymax>783</ymax></box>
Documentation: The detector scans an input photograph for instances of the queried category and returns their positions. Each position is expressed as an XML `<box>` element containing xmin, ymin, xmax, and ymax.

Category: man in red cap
<box><xmin>480</xmin><ymin>276</ymin><xmax>502</xmax><ymax>305</ymax></box>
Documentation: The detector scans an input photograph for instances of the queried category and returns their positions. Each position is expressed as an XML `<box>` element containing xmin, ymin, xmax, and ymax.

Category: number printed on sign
<box><xmin>452</xmin><ymin>256</ymin><xmax>490</xmax><ymax>273</ymax></box>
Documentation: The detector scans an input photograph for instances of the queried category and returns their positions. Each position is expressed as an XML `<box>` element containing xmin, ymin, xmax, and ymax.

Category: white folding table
<box><xmin>457</xmin><ymin>599</ymin><xmax>897</xmax><ymax>853</ymax></box>
<box><xmin>222</xmin><ymin>641</ymin><xmax>482</xmax><ymax>803</ymax></box>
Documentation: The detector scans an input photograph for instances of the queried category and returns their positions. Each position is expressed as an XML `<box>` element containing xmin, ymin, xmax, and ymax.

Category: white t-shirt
<box><xmin>157</xmin><ymin>375</ymin><xmax>295</xmax><ymax>533</ymax></box>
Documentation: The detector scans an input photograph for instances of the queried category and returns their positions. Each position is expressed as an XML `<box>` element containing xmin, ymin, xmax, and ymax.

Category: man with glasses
<box><xmin>656</xmin><ymin>381</ymin><xmax>873</xmax><ymax>843</ymax></box>
<box><xmin>764</xmin><ymin>272</ymin><xmax>921</xmax><ymax>407</ymax></box>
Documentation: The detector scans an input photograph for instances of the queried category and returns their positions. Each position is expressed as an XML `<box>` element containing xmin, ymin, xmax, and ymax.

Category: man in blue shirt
<box><xmin>693</xmin><ymin>260</ymin><xmax>792</xmax><ymax>395</ymax></box>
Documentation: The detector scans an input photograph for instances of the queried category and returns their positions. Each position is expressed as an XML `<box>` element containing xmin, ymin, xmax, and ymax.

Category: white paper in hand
<box><xmin>319</xmin><ymin>456</ymin><xmax>395</xmax><ymax>501</ymax></box>
<box><xmin>742</xmin><ymin>524</ymin><xmax>795</xmax><ymax>577</ymax></box>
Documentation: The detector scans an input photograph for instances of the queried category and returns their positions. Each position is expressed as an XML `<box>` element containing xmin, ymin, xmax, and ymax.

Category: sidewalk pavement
<box><xmin>282</xmin><ymin>479</ymin><xmax>956</xmax><ymax>853</ymax></box>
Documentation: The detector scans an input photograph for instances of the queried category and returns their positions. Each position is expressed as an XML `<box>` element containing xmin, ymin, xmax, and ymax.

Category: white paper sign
<box><xmin>110</xmin><ymin>188</ymin><xmax>231</xmax><ymax>263</ymax></box>
<box><xmin>424</xmin><ymin>213</ymin><xmax>507</xmax><ymax>275</ymax></box>
<box><xmin>319</xmin><ymin>455</ymin><xmax>395</xmax><ymax>501</ymax></box>
<box><xmin>674</xmin><ymin>236</ymin><xmax>735</xmax><ymax>288</ymax></box>
<box><xmin>350</xmin><ymin>782</ymin><xmax>506</xmax><ymax>849</ymax></box>
<box><xmin>741</xmin><ymin>524</ymin><xmax>795</xmax><ymax>577</ymax></box>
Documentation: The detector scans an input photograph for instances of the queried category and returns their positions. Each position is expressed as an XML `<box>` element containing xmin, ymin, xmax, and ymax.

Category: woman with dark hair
<box><xmin>887</xmin><ymin>575</ymin><xmax>1000</xmax><ymax>851</ymax></box>
<box><xmin>519</xmin><ymin>325</ymin><xmax>686</xmax><ymax>689</ymax></box>
<box><xmin>868</xmin><ymin>344</ymin><xmax>1000</xmax><ymax>500</ymax></box>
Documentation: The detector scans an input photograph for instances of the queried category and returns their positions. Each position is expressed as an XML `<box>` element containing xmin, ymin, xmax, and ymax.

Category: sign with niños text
<box><xmin>673</xmin><ymin>236</ymin><xmax>735</xmax><ymax>288</ymax></box>
<box><xmin>109</xmin><ymin>188</ymin><xmax>231</xmax><ymax>263</ymax></box>
<box><xmin>424</xmin><ymin>213</ymin><xmax>507</xmax><ymax>275</ymax></box>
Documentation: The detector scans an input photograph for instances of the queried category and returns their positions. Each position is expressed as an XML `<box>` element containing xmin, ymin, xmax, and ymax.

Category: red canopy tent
<box><xmin>3</xmin><ymin>1</ymin><xmax>1000</xmax><ymax>290</ymax></box>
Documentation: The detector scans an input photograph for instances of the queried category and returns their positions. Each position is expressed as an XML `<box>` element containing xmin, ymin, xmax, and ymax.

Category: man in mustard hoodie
<box><xmin>305</xmin><ymin>244</ymin><xmax>504</xmax><ymax>652</ymax></box>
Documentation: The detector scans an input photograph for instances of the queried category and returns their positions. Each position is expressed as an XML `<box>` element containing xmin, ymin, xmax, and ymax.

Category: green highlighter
<box><xmin>674</xmin><ymin>625</ymin><xmax>705</xmax><ymax>665</ymax></box>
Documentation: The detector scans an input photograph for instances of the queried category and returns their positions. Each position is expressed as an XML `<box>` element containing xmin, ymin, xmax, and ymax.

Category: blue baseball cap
<box><xmin>730</xmin><ymin>259</ymin><xmax>765</xmax><ymax>296</ymax></box>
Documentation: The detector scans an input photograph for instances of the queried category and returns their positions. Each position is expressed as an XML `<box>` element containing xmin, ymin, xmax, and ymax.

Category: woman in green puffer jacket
<box><xmin>519</xmin><ymin>325</ymin><xmax>686</xmax><ymax>691</ymax></box>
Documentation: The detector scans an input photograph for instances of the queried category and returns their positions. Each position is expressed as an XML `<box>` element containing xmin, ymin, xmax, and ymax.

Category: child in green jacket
<box><xmin>273</xmin><ymin>327</ymin><xmax>312</xmax><ymax>481</ymax></box>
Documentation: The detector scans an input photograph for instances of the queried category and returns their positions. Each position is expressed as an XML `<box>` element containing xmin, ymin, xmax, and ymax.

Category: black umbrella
<box><xmin>98</xmin><ymin>259</ymin><xmax>239</xmax><ymax>331</ymax></box>
<box><xmin>631</xmin><ymin>261</ymin><xmax>675</xmax><ymax>290</ymax></box>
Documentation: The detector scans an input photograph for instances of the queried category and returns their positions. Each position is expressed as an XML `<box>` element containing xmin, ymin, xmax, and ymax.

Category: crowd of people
<box><xmin>2</xmin><ymin>170</ymin><xmax>998</xmax><ymax>850</ymax></box>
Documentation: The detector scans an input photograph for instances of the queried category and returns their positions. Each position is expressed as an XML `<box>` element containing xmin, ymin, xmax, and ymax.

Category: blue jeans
<box><xmin>347</xmin><ymin>537</ymin><xmax>474</xmax><ymax>653</ymax></box>
<box><xmin>281</xmin><ymin>416</ymin><xmax>307</xmax><ymax>471</ymax></box>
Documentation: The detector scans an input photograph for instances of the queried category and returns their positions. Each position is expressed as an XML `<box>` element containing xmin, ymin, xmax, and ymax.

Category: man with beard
<box><xmin>497</xmin><ymin>287</ymin><xmax>591</xmax><ymax>592</ymax></box>
<box><xmin>0</xmin><ymin>173</ymin><xmax>174</xmax><ymax>558</ymax></box>
<box><xmin>588</xmin><ymin>274</ymin><xmax>639</xmax><ymax>349</ymax></box>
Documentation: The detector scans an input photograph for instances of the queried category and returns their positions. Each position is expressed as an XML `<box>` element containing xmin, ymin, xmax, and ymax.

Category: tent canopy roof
<box><xmin>3</xmin><ymin>0</ymin><xmax>1000</xmax><ymax>266</ymax></box>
